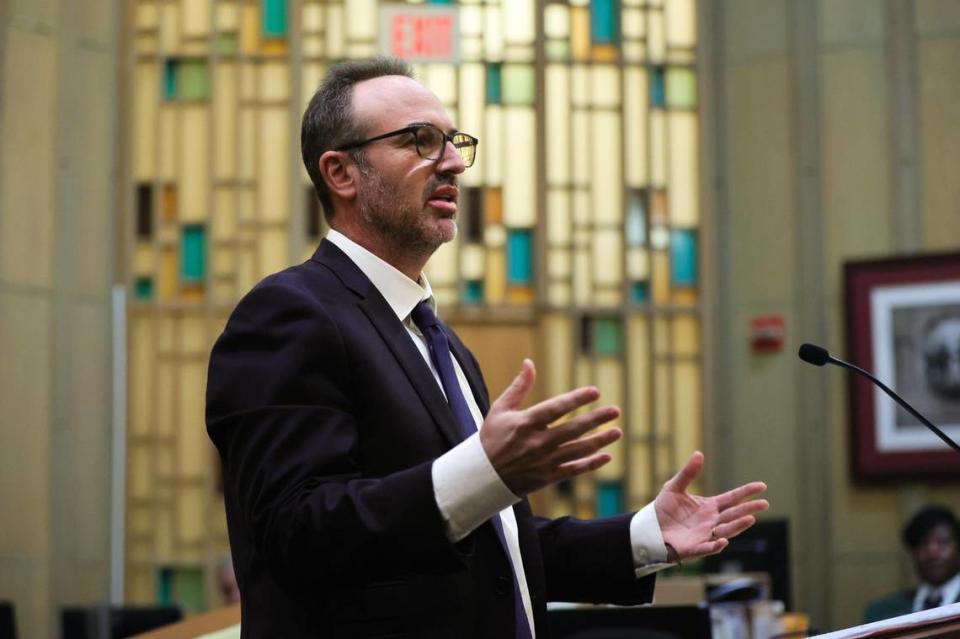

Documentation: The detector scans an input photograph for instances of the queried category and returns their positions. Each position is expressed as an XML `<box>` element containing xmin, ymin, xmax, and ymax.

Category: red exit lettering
<box><xmin>390</xmin><ymin>15</ymin><xmax>453</xmax><ymax>59</ymax></box>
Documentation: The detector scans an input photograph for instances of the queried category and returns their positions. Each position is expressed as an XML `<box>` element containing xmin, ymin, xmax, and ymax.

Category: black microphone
<box><xmin>798</xmin><ymin>342</ymin><xmax>960</xmax><ymax>457</ymax></box>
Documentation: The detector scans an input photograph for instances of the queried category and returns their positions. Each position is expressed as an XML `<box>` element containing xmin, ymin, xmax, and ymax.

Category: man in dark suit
<box><xmin>864</xmin><ymin>506</ymin><xmax>960</xmax><ymax>623</ymax></box>
<box><xmin>206</xmin><ymin>57</ymin><xmax>769</xmax><ymax>638</ymax></box>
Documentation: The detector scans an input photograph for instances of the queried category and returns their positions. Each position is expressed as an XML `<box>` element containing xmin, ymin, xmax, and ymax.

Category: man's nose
<box><xmin>436</xmin><ymin>140</ymin><xmax>466</xmax><ymax>174</ymax></box>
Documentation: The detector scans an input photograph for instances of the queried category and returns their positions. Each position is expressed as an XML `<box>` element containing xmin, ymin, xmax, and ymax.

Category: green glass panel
<box><xmin>135</xmin><ymin>277</ymin><xmax>154</xmax><ymax>300</ymax></box>
<box><xmin>597</xmin><ymin>480</ymin><xmax>624</xmax><ymax>516</ymax></box>
<box><xmin>179</xmin><ymin>60</ymin><xmax>209</xmax><ymax>100</ymax></box>
<box><xmin>651</xmin><ymin>66</ymin><xmax>666</xmax><ymax>107</ymax></box>
<box><xmin>463</xmin><ymin>280</ymin><xmax>484</xmax><ymax>304</ymax></box>
<box><xmin>666</xmin><ymin>67</ymin><xmax>697</xmax><ymax>108</ymax></box>
<box><xmin>590</xmin><ymin>0</ymin><xmax>619</xmax><ymax>45</ymax></box>
<box><xmin>214</xmin><ymin>34</ymin><xmax>238</xmax><ymax>54</ymax></box>
<box><xmin>670</xmin><ymin>229</ymin><xmax>697</xmax><ymax>287</ymax></box>
<box><xmin>173</xmin><ymin>566</ymin><xmax>205</xmax><ymax>612</ymax></box>
<box><xmin>593</xmin><ymin>317</ymin><xmax>622</xmax><ymax>356</ymax></box>
<box><xmin>502</xmin><ymin>64</ymin><xmax>535</xmax><ymax>106</ymax></box>
<box><xmin>546</xmin><ymin>40</ymin><xmax>569</xmax><ymax>61</ymax></box>
<box><xmin>486</xmin><ymin>63</ymin><xmax>502</xmax><ymax>104</ymax></box>
<box><xmin>262</xmin><ymin>0</ymin><xmax>288</xmax><ymax>38</ymax></box>
<box><xmin>163</xmin><ymin>59</ymin><xmax>178</xmax><ymax>100</ymax></box>
<box><xmin>181</xmin><ymin>225</ymin><xmax>206</xmax><ymax>282</ymax></box>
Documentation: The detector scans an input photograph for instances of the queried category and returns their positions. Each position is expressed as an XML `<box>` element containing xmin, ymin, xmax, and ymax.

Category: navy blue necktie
<box><xmin>410</xmin><ymin>301</ymin><xmax>533</xmax><ymax>639</ymax></box>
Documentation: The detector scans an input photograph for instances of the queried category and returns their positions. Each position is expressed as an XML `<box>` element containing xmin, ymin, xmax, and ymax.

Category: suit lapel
<box><xmin>446</xmin><ymin>329</ymin><xmax>490</xmax><ymax>416</ymax></box>
<box><xmin>312</xmin><ymin>240</ymin><xmax>463</xmax><ymax>449</ymax></box>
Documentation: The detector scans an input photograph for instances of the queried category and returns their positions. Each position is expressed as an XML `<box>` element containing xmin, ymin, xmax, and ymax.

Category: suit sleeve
<box><xmin>206</xmin><ymin>279</ymin><xmax>464</xmax><ymax>589</ymax></box>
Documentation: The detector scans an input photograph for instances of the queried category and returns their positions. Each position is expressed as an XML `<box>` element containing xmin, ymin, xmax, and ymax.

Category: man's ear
<box><xmin>317</xmin><ymin>151</ymin><xmax>358</xmax><ymax>202</ymax></box>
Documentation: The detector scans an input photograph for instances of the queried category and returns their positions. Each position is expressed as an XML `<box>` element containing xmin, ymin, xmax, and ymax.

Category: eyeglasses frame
<box><xmin>336</xmin><ymin>123</ymin><xmax>479</xmax><ymax>167</ymax></box>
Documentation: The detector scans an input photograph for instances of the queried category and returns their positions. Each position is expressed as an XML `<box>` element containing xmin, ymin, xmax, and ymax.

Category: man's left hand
<box><xmin>655</xmin><ymin>451</ymin><xmax>769</xmax><ymax>560</ymax></box>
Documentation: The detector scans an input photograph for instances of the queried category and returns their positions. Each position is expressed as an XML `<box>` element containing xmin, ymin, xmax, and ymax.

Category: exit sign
<box><xmin>380</xmin><ymin>6</ymin><xmax>460</xmax><ymax>63</ymax></box>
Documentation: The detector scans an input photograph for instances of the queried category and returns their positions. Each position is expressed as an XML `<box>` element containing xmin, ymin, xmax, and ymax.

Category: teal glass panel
<box><xmin>502</xmin><ymin>64</ymin><xmax>535</xmax><ymax>106</ymax></box>
<box><xmin>666</xmin><ymin>67</ymin><xmax>697</xmax><ymax>108</ymax></box>
<box><xmin>463</xmin><ymin>280</ymin><xmax>484</xmax><ymax>304</ymax></box>
<box><xmin>427</xmin><ymin>0</ymin><xmax>454</xmax><ymax>3</ymax></box>
<box><xmin>593</xmin><ymin>317</ymin><xmax>622</xmax><ymax>356</ymax></box>
<box><xmin>597</xmin><ymin>481</ymin><xmax>624</xmax><ymax>517</ymax></box>
<box><xmin>163</xmin><ymin>59</ymin><xmax>178</xmax><ymax>100</ymax></box>
<box><xmin>181</xmin><ymin>225</ymin><xmax>206</xmax><ymax>282</ymax></box>
<box><xmin>651</xmin><ymin>66</ymin><xmax>666</xmax><ymax>107</ymax></box>
<box><xmin>179</xmin><ymin>60</ymin><xmax>209</xmax><ymax>100</ymax></box>
<box><xmin>631</xmin><ymin>281</ymin><xmax>648</xmax><ymax>302</ymax></box>
<box><xmin>506</xmin><ymin>229</ymin><xmax>533</xmax><ymax>284</ymax></box>
<box><xmin>590</xmin><ymin>0</ymin><xmax>619</xmax><ymax>45</ymax></box>
<box><xmin>546</xmin><ymin>40</ymin><xmax>569</xmax><ymax>61</ymax></box>
<box><xmin>156</xmin><ymin>567</ymin><xmax>174</xmax><ymax>604</ymax></box>
<box><xmin>135</xmin><ymin>277</ymin><xmax>154</xmax><ymax>300</ymax></box>
<box><xmin>626</xmin><ymin>191</ymin><xmax>646</xmax><ymax>247</ymax></box>
<box><xmin>486</xmin><ymin>64</ymin><xmax>502</xmax><ymax>104</ymax></box>
<box><xmin>670</xmin><ymin>229</ymin><xmax>698</xmax><ymax>287</ymax></box>
<box><xmin>262</xmin><ymin>0</ymin><xmax>288</xmax><ymax>37</ymax></box>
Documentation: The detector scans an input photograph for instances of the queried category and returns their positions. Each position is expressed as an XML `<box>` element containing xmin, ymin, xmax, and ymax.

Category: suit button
<box><xmin>495</xmin><ymin>576</ymin><xmax>511</xmax><ymax>596</ymax></box>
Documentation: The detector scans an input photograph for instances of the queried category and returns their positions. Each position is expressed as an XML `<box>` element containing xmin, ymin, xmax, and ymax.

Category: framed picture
<box><xmin>845</xmin><ymin>252</ymin><xmax>960</xmax><ymax>479</ymax></box>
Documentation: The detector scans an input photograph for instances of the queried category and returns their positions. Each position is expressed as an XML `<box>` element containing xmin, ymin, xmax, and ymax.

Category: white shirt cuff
<box><xmin>432</xmin><ymin>432</ymin><xmax>520</xmax><ymax>542</ymax></box>
<box><xmin>630</xmin><ymin>501</ymin><xmax>675</xmax><ymax>578</ymax></box>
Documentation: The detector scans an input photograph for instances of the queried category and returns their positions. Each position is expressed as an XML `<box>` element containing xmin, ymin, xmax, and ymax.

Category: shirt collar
<box><xmin>326</xmin><ymin>229</ymin><xmax>435</xmax><ymax>323</ymax></box>
<box><xmin>917</xmin><ymin>572</ymin><xmax>960</xmax><ymax>607</ymax></box>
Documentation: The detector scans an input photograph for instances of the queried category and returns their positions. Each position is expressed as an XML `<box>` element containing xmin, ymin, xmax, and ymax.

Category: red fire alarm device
<box><xmin>750</xmin><ymin>315</ymin><xmax>785</xmax><ymax>352</ymax></box>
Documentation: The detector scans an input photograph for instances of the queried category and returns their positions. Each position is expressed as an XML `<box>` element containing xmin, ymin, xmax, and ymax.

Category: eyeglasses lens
<box><xmin>415</xmin><ymin>126</ymin><xmax>476</xmax><ymax>167</ymax></box>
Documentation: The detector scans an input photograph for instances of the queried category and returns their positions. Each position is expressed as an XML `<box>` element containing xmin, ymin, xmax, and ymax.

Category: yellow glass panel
<box><xmin>668</xmin><ymin>111</ymin><xmax>699</xmax><ymax>227</ymax></box>
<box><xmin>623</xmin><ymin>41</ymin><xmax>645</xmax><ymax>63</ymax></box>
<box><xmin>460</xmin><ymin>244</ymin><xmax>485</xmax><ymax>280</ymax></box>
<box><xmin>502</xmin><ymin>107</ymin><xmax>535</xmax><ymax>226</ymax></box>
<box><xmin>544</xmin><ymin>4</ymin><xmax>569</xmax><ymax>38</ymax></box>
<box><xmin>130</xmin><ymin>317</ymin><xmax>154</xmax><ymax>437</ymax></box>
<box><xmin>673</xmin><ymin>315</ymin><xmax>700</xmax><ymax>355</ymax></box>
<box><xmin>504</xmin><ymin>0</ymin><xmax>535</xmax><ymax>43</ymax></box>
<box><xmin>591</xmin><ymin>45</ymin><xmax>618</xmax><ymax>62</ymax></box>
<box><xmin>136</xmin><ymin>33</ymin><xmax>157</xmax><ymax>54</ymax></box>
<box><xmin>571</xmin><ymin>64</ymin><xmax>589</xmax><ymax>106</ymax></box>
<box><xmin>238</xmin><ymin>108</ymin><xmax>255</xmax><ymax>180</ymax></box>
<box><xmin>240</xmin><ymin>63</ymin><xmax>257</xmax><ymax>100</ymax></box>
<box><xmin>177</xmin><ymin>366</ymin><xmax>206</xmax><ymax>476</ymax></box>
<box><xmin>301</xmin><ymin>63</ymin><xmax>326</xmax><ymax>113</ymax></box>
<box><xmin>573</xmin><ymin>247</ymin><xmax>590</xmax><ymax>305</ymax></box>
<box><xmin>179</xmin><ymin>105</ymin><xmax>209</xmax><ymax>223</ymax></box>
<box><xmin>160</xmin><ymin>247</ymin><xmax>177</xmax><ymax>300</ymax></box>
<box><xmin>302</xmin><ymin>35</ymin><xmax>323</xmax><ymax>57</ymax></box>
<box><xmin>571</xmin><ymin>111</ymin><xmax>589</xmax><ymax>184</ymax></box>
<box><xmin>134</xmin><ymin>244</ymin><xmax>153</xmax><ymax>275</ymax></box>
<box><xmin>159</xmin><ymin>2</ymin><xmax>180</xmax><ymax>52</ymax></box>
<box><xmin>547</xmin><ymin>189</ymin><xmax>571</xmax><ymax>244</ymax></box>
<box><xmin>217</xmin><ymin>2</ymin><xmax>239</xmax><ymax>31</ymax></box>
<box><xmin>422</xmin><ymin>65</ymin><xmax>457</xmax><ymax>107</ymax></box>
<box><xmin>673</xmin><ymin>361</ymin><xmax>700</xmax><ymax>468</ymax></box>
<box><xmin>547</xmin><ymin>249</ymin><xmax>570</xmax><ymax>279</ymax></box>
<box><xmin>459</xmin><ymin>64</ymin><xmax>485</xmax><ymax>186</ymax></box>
<box><xmin>213</xmin><ymin>189</ymin><xmax>236</xmax><ymax>242</ymax></box>
<box><xmin>665</xmin><ymin>0</ymin><xmax>696</xmax><ymax>48</ymax></box>
<box><xmin>575</xmin><ymin>356</ymin><xmax>592</xmax><ymax>390</ymax></box>
<box><xmin>177</xmin><ymin>487</ymin><xmax>205</xmax><ymax>543</ymax></box>
<box><xmin>134</xmin><ymin>62</ymin><xmax>157</xmax><ymax>180</ymax></box>
<box><xmin>484</xmin><ymin>6</ymin><xmax>503</xmax><ymax>61</ymax></box>
<box><xmin>160</xmin><ymin>185</ymin><xmax>177</xmax><ymax>222</ymax></box>
<box><xmin>345</xmin><ymin>0</ymin><xmax>377</xmax><ymax>39</ymax></box>
<box><xmin>237</xmin><ymin>245</ymin><xmax>257</xmax><ymax>293</ymax></box>
<box><xmin>545</xmin><ymin>65</ymin><xmax>570</xmax><ymax>185</ymax></box>
<box><xmin>650</xmin><ymin>109</ymin><xmax>666</xmax><ymax>186</ymax></box>
<box><xmin>570</xmin><ymin>7</ymin><xmax>590</xmax><ymax>60</ymax></box>
<box><xmin>590</xmin><ymin>111</ymin><xmax>623</xmax><ymax>225</ymax></box>
<box><xmin>624</xmin><ymin>66</ymin><xmax>648</xmax><ymax>188</ymax></box>
<box><xmin>543</xmin><ymin>313</ymin><xmax>572</xmax><ymax>397</ymax></box>
<box><xmin>656</xmin><ymin>444</ymin><xmax>672</xmax><ymax>487</ymax></box>
<box><xmin>652</xmin><ymin>251</ymin><xmax>669</xmax><ymax>302</ymax></box>
<box><xmin>258</xmin><ymin>227</ymin><xmax>288</xmax><ymax>278</ymax></box>
<box><xmin>261</xmin><ymin>39</ymin><xmax>288</xmax><ymax>55</ymax></box>
<box><xmin>627</xmin><ymin>316</ymin><xmax>650</xmax><ymax>436</ymax></box>
<box><xmin>326</xmin><ymin>5</ymin><xmax>345</xmax><ymax>58</ymax></box>
<box><xmin>485</xmin><ymin>191</ymin><xmax>504</xmax><ymax>226</ymax></box>
<box><xmin>573</xmin><ymin>189</ymin><xmax>590</xmax><ymax>227</ymax></box>
<box><xmin>461</xmin><ymin>38</ymin><xmax>484</xmax><ymax>61</ymax></box>
<box><xmin>591</xmin><ymin>65</ymin><xmax>620</xmax><ymax>108</ymax></box>
<box><xmin>626</xmin><ymin>248</ymin><xmax>649</xmax><ymax>280</ymax></box>
<box><xmin>623</xmin><ymin>7</ymin><xmax>645</xmax><ymax>38</ymax></box>
<box><xmin>158</xmin><ymin>107</ymin><xmax>175</xmax><ymax>182</ymax></box>
<box><xmin>629</xmin><ymin>443</ymin><xmax>651</xmax><ymax>503</ymax></box>
<box><xmin>654</xmin><ymin>362</ymin><xmax>671</xmax><ymax>435</ymax></box>
<box><xmin>460</xmin><ymin>6</ymin><xmax>483</xmax><ymax>37</ymax></box>
<box><xmin>181</xmin><ymin>0</ymin><xmax>211</xmax><ymax>38</ymax></box>
<box><xmin>259</xmin><ymin>108</ymin><xmax>289</xmax><ymax>222</ymax></box>
<box><xmin>213</xmin><ymin>63</ymin><xmax>237</xmax><ymax>180</ymax></box>
<box><xmin>594</xmin><ymin>289</ymin><xmax>622</xmax><ymax>307</ymax></box>
<box><xmin>654</xmin><ymin>316</ymin><xmax>669</xmax><ymax>356</ymax></box>
<box><xmin>548</xmin><ymin>282</ymin><xmax>571</xmax><ymax>306</ymax></box>
<box><xmin>155</xmin><ymin>362</ymin><xmax>174</xmax><ymax>442</ymax></box>
<box><xmin>345</xmin><ymin>42</ymin><xmax>376</xmax><ymax>58</ymax></box>
<box><xmin>507</xmin><ymin>286</ymin><xmax>535</xmax><ymax>305</ymax></box>
<box><xmin>648</xmin><ymin>10</ymin><xmax>665</xmax><ymax>62</ymax></box>
<box><xmin>260</xmin><ymin>61</ymin><xmax>289</xmax><ymax>101</ymax></box>
<box><xmin>213</xmin><ymin>246</ymin><xmax>236</xmax><ymax>277</ymax></box>
<box><xmin>180</xmin><ymin>315</ymin><xmax>206</xmax><ymax>355</ymax></box>
<box><xmin>672</xmin><ymin>288</ymin><xmax>698</xmax><ymax>304</ymax></box>
<box><xmin>592</xmin><ymin>229</ymin><xmax>623</xmax><ymax>287</ymax></box>
<box><xmin>302</xmin><ymin>4</ymin><xmax>323</xmax><ymax>32</ymax></box>
<box><xmin>484</xmin><ymin>106</ymin><xmax>502</xmax><ymax>186</ymax></box>
<box><xmin>425</xmin><ymin>237</ymin><xmax>458</xmax><ymax>286</ymax></box>
<box><xmin>240</xmin><ymin>4</ymin><xmax>259</xmax><ymax>53</ymax></box>
<box><xmin>156</xmin><ymin>508</ymin><xmax>174</xmax><ymax>556</ymax></box>
<box><xmin>136</xmin><ymin>3</ymin><xmax>158</xmax><ymax>30</ymax></box>
<box><xmin>485</xmin><ymin>247</ymin><xmax>506</xmax><ymax>304</ymax></box>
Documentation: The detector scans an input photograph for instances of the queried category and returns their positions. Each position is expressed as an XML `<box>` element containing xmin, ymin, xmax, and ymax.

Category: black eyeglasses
<box><xmin>337</xmin><ymin>123</ymin><xmax>478</xmax><ymax>168</ymax></box>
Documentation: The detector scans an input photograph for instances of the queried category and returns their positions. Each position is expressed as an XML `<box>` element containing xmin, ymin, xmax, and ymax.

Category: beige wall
<box><xmin>0</xmin><ymin>0</ymin><xmax>119</xmax><ymax>636</ymax></box>
<box><xmin>708</xmin><ymin>0</ymin><xmax>960</xmax><ymax>631</ymax></box>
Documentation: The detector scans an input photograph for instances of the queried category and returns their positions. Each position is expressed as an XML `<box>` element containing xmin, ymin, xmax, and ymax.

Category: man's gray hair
<box><xmin>300</xmin><ymin>57</ymin><xmax>414</xmax><ymax>220</ymax></box>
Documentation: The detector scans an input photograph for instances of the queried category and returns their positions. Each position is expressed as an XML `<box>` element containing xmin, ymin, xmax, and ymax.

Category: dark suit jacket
<box><xmin>206</xmin><ymin>239</ymin><xmax>655</xmax><ymax>638</ymax></box>
<box><xmin>864</xmin><ymin>586</ymin><xmax>960</xmax><ymax>623</ymax></box>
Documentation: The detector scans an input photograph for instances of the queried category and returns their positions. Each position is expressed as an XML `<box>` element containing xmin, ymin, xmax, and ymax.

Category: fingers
<box><xmin>523</xmin><ymin>385</ymin><xmax>603</xmax><ymax>427</ymax></box>
<box><xmin>551</xmin><ymin>427</ymin><xmax>622</xmax><ymax>466</ymax></box>
<box><xmin>492</xmin><ymin>359</ymin><xmax>536</xmax><ymax>411</ymax></box>
<box><xmin>717</xmin><ymin>499</ymin><xmax>770</xmax><ymax>526</ymax></box>
<box><xmin>713</xmin><ymin>514</ymin><xmax>760</xmax><ymax>541</ymax></box>
<box><xmin>714</xmin><ymin>481</ymin><xmax>768</xmax><ymax>510</ymax></box>
<box><xmin>661</xmin><ymin>451</ymin><xmax>704</xmax><ymax>494</ymax></box>
<box><xmin>556</xmin><ymin>452</ymin><xmax>613</xmax><ymax>477</ymax></box>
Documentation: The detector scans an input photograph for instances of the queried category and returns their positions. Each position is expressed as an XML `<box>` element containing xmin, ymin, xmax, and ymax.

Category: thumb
<box><xmin>662</xmin><ymin>450</ymin><xmax>704</xmax><ymax>494</ymax></box>
<box><xmin>492</xmin><ymin>359</ymin><xmax>536</xmax><ymax>412</ymax></box>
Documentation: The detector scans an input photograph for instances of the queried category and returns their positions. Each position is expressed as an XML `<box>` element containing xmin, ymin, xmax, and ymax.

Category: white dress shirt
<box><xmin>914</xmin><ymin>573</ymin><xmax>960</xmax><ymax>612</ymax></box>
<box><xmin>326</xmin><ymin>230</ymin><xmax>673</xmax><ymax>635</ymax></box>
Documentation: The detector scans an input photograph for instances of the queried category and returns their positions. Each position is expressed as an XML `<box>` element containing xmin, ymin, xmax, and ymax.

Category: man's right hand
<box><xmin>479</xmin><ymin>359</ymin><xmax>622</xmax><ymax>496</ymax></box>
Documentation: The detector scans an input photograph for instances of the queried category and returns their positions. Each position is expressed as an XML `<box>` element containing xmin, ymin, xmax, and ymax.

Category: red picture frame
<box><xmin>845</xmin><ymin>252</ymin><xmax>960</xmax><ymax>480</ymax></box>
